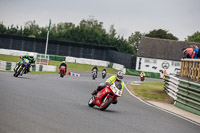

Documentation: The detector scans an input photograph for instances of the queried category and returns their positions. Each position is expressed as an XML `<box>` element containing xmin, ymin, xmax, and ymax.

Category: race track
<box><xmin>0</xmin><ymin>72</ymin><xmax>199</xmax><ymax>133</ymax></box>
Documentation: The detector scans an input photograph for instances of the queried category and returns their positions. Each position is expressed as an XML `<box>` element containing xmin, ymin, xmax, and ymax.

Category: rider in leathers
<box><xmin>14</xmin><ymin>54</ymin><xmax>35</xmax><ymax>74</ymax></box>
<box><xmin>59</xmin><ymin>61</ymin><xmax>67</xmax><ymax>73</ymax></box>
<box><xmin>91</xmin><ymin>71</ymin><xmax>124</xmax><ymax>104</ymax></box>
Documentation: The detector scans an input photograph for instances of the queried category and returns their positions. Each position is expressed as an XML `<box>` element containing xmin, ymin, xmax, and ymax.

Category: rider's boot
<box><xmin>112</xmin><ymin>99</ymin><xmax>118</xmax><ymax>104</ymax></box>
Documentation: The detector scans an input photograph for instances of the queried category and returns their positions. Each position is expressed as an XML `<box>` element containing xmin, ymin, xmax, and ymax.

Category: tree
<box><xmin>23</xmin><ymin>20</ymin><xmax>40</xmax><ymax>38</ymax></box>
<box><xmin>0</xmin><ymin>23</ymin><xmax>6</xmax><ymax>34</ymax></box>
<box><xmin>0</xmin><ymin>19</ymin><xmax>136</xmax><ymax>55</ymax></box>
<box><xmin>128</xmin><ymin>31</ymin><xmax>143</xmax><ymax>56</ymax></box>
<box><xmin>109</xmin><ymin>24</ymin><xmax>116</xmax><ymax>38</ymax></box>
<box><xmin>6</xmin><ymin>24</ymin><xmax>20</xmax><ymax>35</ymax></box>
<box><xmin>128</xmin><ymin>32</ymin><xmax>143</xmax><ymax>46</ymax></box>
<box><xmin>145</xmin><ymin>29</ymin><xmax>178</xmax><ymax>40</ymax></box>
<box><xmin>185</xmin><ymin>31</ymin><xmax>200</xmax><ymax>43</ymax></box>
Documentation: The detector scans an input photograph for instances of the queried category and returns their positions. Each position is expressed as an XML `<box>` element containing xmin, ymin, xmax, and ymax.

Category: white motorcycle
<box><xmin>92</xmin><ymin>69</ymin><xmax>97</xmax><ymax>80</ymax></box>
<box><xmin>102</xmin><ymin>70</ymin><xmax>106</xmax><ymax>79</ymax></box>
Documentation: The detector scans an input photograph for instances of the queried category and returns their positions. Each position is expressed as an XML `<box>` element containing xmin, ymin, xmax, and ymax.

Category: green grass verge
<box><xmin>0</xmin><ymin>54</ymin><xmax>19</xmax><ymax>62</ymax></box>
<box><xmin>0</xmin><ymin>54</ymin><xmax>118</xmax><ymax>74</ymax></box>
<box><xmin>128</xmin><ymin>82</ymin><xmax>172</xmax><ymax>103</ymax></box>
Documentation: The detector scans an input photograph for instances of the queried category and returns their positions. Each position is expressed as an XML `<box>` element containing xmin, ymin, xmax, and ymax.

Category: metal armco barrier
<box><xmin>164</xmin><ymin>74</ymin><xmax>200</xmax><ymax>116</ymax></box>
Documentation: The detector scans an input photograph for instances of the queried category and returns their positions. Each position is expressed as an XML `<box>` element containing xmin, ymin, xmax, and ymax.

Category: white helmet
<box><xmin>117</xmin><ymin>71</ymin><xmax>123</xmax><ymax>80</ymax></box>
<box><xmin>28</xmin><ymin>53</ymin><xmax>34</xmax><ymax>58</ymax></box>
<box><xmin>62</xmin><ymin>61</ymin><xmax>65</xmax><ymax>63</ymax></box>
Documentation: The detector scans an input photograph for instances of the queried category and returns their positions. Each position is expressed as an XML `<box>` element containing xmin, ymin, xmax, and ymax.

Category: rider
<box><xmin>15</xmin><ymin>53</ymin><xmax>35</xmax><ymax>73</ymax></box>
<box><xmin>91</xmin><ymin>65</ymin><xmax>99</xmax><ymax>74</ymax></box>
<box><xmin>91</xmin><ymin>71</ymin><xmax>125</xmax><ymax>104</ymax></box>
<box><xmin>59</xmin><ymin>61</ymin><xmax>67</xmax><ymax>73</ymax></box>
<box><xmin>102</xmin><ymin>68</ymin><xmax>107</xmax><ymax>73</ymax></box>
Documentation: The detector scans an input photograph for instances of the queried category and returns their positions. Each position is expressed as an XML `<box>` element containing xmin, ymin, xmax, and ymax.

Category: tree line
<box><xmin>0</xmin><ymin>18</ymin><xmax>199</xmax><ymax>56</ymax></box>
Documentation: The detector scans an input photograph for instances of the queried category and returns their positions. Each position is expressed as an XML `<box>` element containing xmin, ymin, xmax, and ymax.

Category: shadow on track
<box><xmin>88</xmin><ymin>106</ymin><xmax>121</xmax><ymax>113</ymax></box>
<box><xmin>12</xmin><ymin>76</ymin><xmax>31</xmax><ymax>80</ymax></box>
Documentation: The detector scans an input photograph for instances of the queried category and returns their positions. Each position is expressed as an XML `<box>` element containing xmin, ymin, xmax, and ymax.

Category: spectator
<box><xmin>182</xmin><ymin>48</ymin><xmax>194</xmax><ymax>59</ymax></box>
<box><xmin>163</xmin><ymin>70</ymin><xmax>167</xmax><ymax>80</ymax></box>
<box><xmin>192</xmin><ymin>45</ymin><xmax>199</xmax><ymax>59</ymax></box>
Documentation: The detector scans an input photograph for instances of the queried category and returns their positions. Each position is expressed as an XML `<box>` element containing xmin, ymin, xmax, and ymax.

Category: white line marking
<box><xmin>125</xmin><ymin>83</ymin><xmax>200</xmax><ymax>126</ymax></box>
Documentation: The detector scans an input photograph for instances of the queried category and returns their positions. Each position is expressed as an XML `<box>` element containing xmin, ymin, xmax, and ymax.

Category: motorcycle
<box><xmin>88</xmin><ymin>82</ymin><xmax>122</xmax><ymax>111</ymax></box>
<box><xmin>13</xmin><ymin>59</ymin><xmax>30</xmax><ymax>77</ymax></box>
<box><xmin>102</xmin><ymin>70</ymin><xmax>106</xmax><ymax>79</ymax></box>
<box><xmin>92</xmin><ymin>69</ymin><xmax>97</xmax><ymax>80</ymax></box>
<box><xmin>140</xmin><ymin>74</ymin><xmax>144</xmax><ymax>81</ymax></box>
<box><xmin>59</xmin><ymin>66</ymin><xmax>66</xmax><ymax>78</ymax></box>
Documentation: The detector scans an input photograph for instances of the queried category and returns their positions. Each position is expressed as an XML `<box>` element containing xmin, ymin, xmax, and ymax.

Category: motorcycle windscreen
<box><xmin>114</xmin><ymin>82</ymin><xmax>122</xmax><ymax>90</ymax></box>
<box><xmin>23</xmin><ymin>59</ymin><xmax>29</xmax><ymax>65</ymax></box>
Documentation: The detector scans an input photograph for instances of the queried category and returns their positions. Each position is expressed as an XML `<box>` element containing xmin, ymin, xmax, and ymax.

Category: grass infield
<box><xmin>128</xmin><ymin>82</ymin><xmax>172</xmax><ymax>103</ymax></box>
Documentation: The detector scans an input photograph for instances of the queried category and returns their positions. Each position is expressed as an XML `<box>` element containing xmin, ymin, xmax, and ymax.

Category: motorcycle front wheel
<box><xmin>14</xmin><ymin>67</ymin><xmax>23</xmax><ymax>77</ymax></box>
<box><xmin>100</xmin><ymin>97</ymin><xmax>113</xmax><ymax>111</ymax></box>
<box><xmin>88</xmin><ymin>96</ymin><xmax>95</xmax><ymax>107</ymax></box>
<box><xmin>92</xmin><ymin>73</ymin><xmax>96</xmax><ymax>80</ymax></box>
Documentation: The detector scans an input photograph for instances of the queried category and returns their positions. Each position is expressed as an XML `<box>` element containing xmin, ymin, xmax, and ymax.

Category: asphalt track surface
<box><xmin>0</xmin><ymin>71</ymin><xmax>199</xmax><ymax>133</ymax></box>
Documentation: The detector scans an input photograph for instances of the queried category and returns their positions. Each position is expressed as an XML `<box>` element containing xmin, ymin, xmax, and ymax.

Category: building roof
<box><xmin>138</xmin><ymin>37</ymin><xmax>200</xmax><ymax>61</ymax></box>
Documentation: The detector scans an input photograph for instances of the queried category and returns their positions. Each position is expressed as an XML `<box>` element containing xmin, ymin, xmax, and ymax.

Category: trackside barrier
<box><xmin>65</xmin><ymin>56</ymin><xmax>125</xmax><ymax>71</ymax></box>
<box><xmin>1</xmin><ymin>49</ymin><xmax>126</xmax><ymax>73</ymax></box>
<box><xmin>66</xmin><ymin>56</ymin><xmax>109</xmax><ymax>67</ymax></box>
<box><xmin>0</xmin><ymin>49</ymin><xmax>37</xmax><ymax>58</ymax></box>
<box><xmin>164</xmin><ymin>74</ymin><xmax>200</xmax><ymax>116</ymax></box>
<box><xmin>37</xmin><ymin>54</ymin><xmax>65</xmax><ymax>61</ymax></box>
<box><xmin>0</xmin><ymin>49</ymin><xmax>126</xmax><ymax>72</ymax></box>
<box><xmin>0</xmin><ymin>60</ymin><xmax>56</xmax><ymax>72</ymax></box>
<box><xmin>126</xmin><ymin>69</ymin><xmax>160</xmax><ymax>79</ymax></box>
<box><xmin>68</xmin><ymin>72</ymin><xmax>80</xmax><ymax>77</ymax></box>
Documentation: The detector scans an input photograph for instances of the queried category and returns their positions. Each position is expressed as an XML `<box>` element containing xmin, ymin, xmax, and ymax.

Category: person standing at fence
<box><xmin>192</xmin><ymin>45</ymin><xmax>199</xmax><ymax>59</ymax></box>
<box><xmin>182</xmin><ymin>48</ymin><xmax>195</xmax><ymax>59</ymax></box>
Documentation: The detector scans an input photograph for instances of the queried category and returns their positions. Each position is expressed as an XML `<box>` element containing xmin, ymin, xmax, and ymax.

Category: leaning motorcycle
<box><xmin>92</xmin><ymin>69</ymin><xmax>97</xmax><ymax>80</ymax></box>
<box><xmin>59</xmin><ymin>66</ymin><xmax>66</xmax><ymax>78</ymax></box>
<box><xmin>102</xmin><ymin>70</ymin><xmax>106</xmax><ymax>79</ymax></box>
<box><xmin>88</xmin><ymin>82</ymin><xmax>122</xmax><ymax>111</ymax></box>
<box><xmin>13</xmin><ymin>59</ymin><xmax>30</xmax><ymax>77</ymax></box>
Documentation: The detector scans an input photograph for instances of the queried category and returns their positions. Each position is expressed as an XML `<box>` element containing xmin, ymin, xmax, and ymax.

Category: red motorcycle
<box><xmin>88</xmin><ymin>82</ymin><xmax>122</xmax><ymax>111</ymax></box>
<box><xmin>59</xmin><ymin>66</ymin><xmax>66</xmax><ymax>78</ymax></box>
<box><xmin>140</xmin><ymin>74</ymin><xmax>144</xmax><ymax>81</ymax></box>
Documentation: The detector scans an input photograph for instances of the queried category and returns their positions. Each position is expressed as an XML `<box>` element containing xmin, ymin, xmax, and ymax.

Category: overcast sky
<box><xmin>0</xmin><ymin>0</ymin><xmax>200</xmax><ymax>40</ymax></box>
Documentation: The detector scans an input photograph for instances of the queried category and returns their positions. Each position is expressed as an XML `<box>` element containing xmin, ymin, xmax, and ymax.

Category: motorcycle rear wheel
<box><xmin>100</xmin><ymin>97</ymin><xmax>113</xmax><ymax>111</ymax></box>
<box><xmin>60</xmin><ymin>73</ymin><xmax>64</xmax><ymax>77</ymax></box>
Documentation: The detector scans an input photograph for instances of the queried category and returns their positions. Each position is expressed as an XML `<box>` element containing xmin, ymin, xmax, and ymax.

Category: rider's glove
<box><xmin>31</xmin><ymin>63</ymin><xmax>36</xmax><ymax>67</ymax></box>
<box><xmin>106</xmin><ymin>82</ymin><xmax>110</xmax><ymax>86</ymax></box>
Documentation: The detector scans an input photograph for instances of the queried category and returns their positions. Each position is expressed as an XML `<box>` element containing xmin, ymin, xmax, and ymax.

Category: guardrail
<box><xmin>180</xmin><ymin>59</ymin><xmax>200</xmax><ymax>82</ymax></box>
<box><xmin>164</xmin><ymin>74</ymin><xmax>200</xmax><ymax>116</ymax></box>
